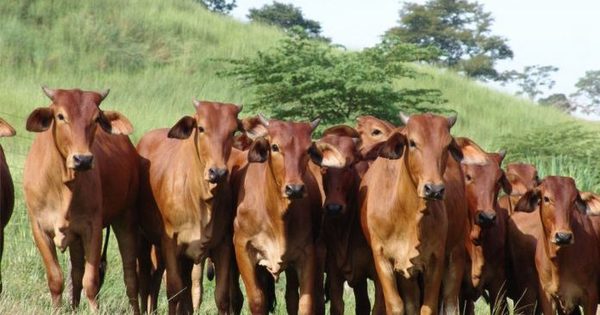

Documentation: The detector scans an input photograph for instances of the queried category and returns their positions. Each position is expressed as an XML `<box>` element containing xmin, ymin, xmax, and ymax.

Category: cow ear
<box><xmin>578</xmin><ymin>192</ymin><xmax>600</xmax><ymax>216</ymax></box>
<box><xmin>97</xmin><ymin>111</ymin><xmax>133</xmax><ymax>135</ymax></box>
<box><xmin>500</xmin><ymin>172</ymin><xmax>512</xmax><ymax>195</ymax></box>
<box><xmin>448</xmin><ymin>138</ymin><xmax>464</xmax><ymax>163</ymax></box>
<box><xmin>515</xmin><ymin>189</ymin><xmax>540</xmax><ymax>213</ymax></box>
<box><xmin>168</xmin><ymin>116</ymin><xmax>196</xmax><ymax>139</ymax></box>
<box><xmin>26</xmin><ymin>107</ymin><xmax>54</xmax><ymax>132</ymax></box>
<box><xmin>233</xmin><ymin>133</ymin><xmax>253</xmax><ymax>151</ymax></box>
<box><xmin>309</xmin><ymin>141</ymin><xmax>347</xmax><ymax>168</ymax></box>
<box><xmin>0</xmin><ymin>118</ymin><xmax>16</xmax><ymax>137</ymax></box>
<box><xmin>378</xmin><ymin>132</ymin><xmax>407</xmax><ymax>160</ymax></box>
<box><xmin>248</xmin><ymin>137</ymin><xmax>269</xmax><ymax>163</ymax></box>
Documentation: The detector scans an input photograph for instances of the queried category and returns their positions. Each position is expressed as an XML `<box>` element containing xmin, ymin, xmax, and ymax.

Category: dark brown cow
<box><xmin>136</xmin><ymin>100</ymin><xmax>242</xmax><ymax>314</ymax></box>
<box><xmin>360</xmin><ymin>113</ymin><xmax>466</xmax><ymax>314</ymax></box>
<box><xmin>498</xmin><ymin>163</ymin><xmax>539</xmax><ymax>215</ymax></box>
<box><xmin>309</xmin><ymin>126</ymin><xmax>384</xmax><ymax>315</ymax></box>
<box><xmin>0</xmin><ymin>118</ymin><xmax>15</xmax><ymax>294</ymax></box>
<box><xmin>515</xmin><ymin>176</ymin><xmax>600</xmax><ymax>314</ymax></box>
<box><xmin>23</xmin><ymin>87</ymin><xmax>140</xmax><ymax>313</ymax></box>
<box><xmin>233</xmin><ymin>116</ymin><xmax>322</xmax><ymax>315</ymax></box>
<box><xmin>456</xmin><ymin>138</ymin><xmax>511</xmax><ymax>314</ymax></box>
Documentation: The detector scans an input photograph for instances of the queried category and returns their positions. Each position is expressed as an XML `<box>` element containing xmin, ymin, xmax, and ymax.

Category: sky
<box><xmin>232</xmin><ymin>0</ymin><xmax>600</xmax><ymax>99</ymax></box>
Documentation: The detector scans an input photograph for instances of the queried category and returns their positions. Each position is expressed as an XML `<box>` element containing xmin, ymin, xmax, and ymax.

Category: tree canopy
<box><xmin>197</xmin><ymin>0</ymin><xmax>236</xmax><ymax>14</ymax></box>
<box><xmin>571</xmin><ymin>70</ymin><xmax>600</xmax><ymax>114</ymax></box>
<box><xmin>247</xmin><ymin>2</ymin><xmax>325</xmax><ymax>40</ymax></box>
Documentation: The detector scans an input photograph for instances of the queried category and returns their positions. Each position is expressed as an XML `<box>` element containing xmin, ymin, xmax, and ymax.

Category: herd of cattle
<box><xmin>1</xmin><ymin>87</ymin><xmax>600</xmax><ymax>315</ymax></box>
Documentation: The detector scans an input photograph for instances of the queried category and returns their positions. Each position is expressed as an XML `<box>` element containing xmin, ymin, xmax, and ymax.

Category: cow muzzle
<box><xmin>284</xmin><ymin>184</ymin><xmax>305</xmax><ymax>199</ymax></box>
<box><xmin>71</xmin><ymin>154</ymin><xmax>94</xmax><ymax>171</ymax></box>
<box><xmin>324</xmin><ymin>203</ymin><xmax>344</xmax><ymax>216</ymax></box>
<box><xmin>475</xmin><ymin>210</ymin><xmax>497</xmax><ymax>228</ymax></box>
<box><xmin>423</xmin><ymin>183</ymin><xmax>445</xmax><ymax>200</ymax></box>
<box><xmin>553</xmin><ymin>231</ymin><xmax>574</xmax><ymax>246</ymax></box>
<box><xmin>208</xmin><ymin>167</ymin><xmax>228</xmax><ymax>183</ymax></box>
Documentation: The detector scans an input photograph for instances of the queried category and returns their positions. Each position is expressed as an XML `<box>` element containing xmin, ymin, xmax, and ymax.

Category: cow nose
<box><xmin>73</xmin><ymin>154</ymin><xmax>94</xmax><ymax>171</ymax></box>
<box><xmin>324</xmin><ymin>203</ymin><xmax>343</xmax><ymax>215</ymax></box>
<box><xmin>285</xmin><ymin>184</ymin><xmax>305</xmax><ymax>199</ymax></box>
<box><xmin>208</xmin><ymin>167</ymin><xmax>228</xmax><ymax>183</ymax></box>
<box><xmin>554</xmin><ymin>232</ymin><xmax>573</xmax><ymax>245</ymax></box>
<box><xmin>423</xmin><ymin>183</ymin><xmax>445</xmax><ymax>200</ymax></box>
<box><xmin>476</xmin><ymin>211</ymin><xmax>497</xmax><ymax>228</ymax></box>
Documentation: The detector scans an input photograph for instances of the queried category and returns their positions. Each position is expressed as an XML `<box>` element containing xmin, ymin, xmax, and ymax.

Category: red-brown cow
<box><xmin>456</xmin><ymin>138</ymin><xmax>511</xmax><ymax>314</ymax></box>
<box><xmin>23</xmin><ymin>87</ymin><xmax>140</xmax><ymax>313</ymax></box>
<box><xmin>499</xmin><ymin>163</ymin><xmax>539</xmax><ymax>215</ymax></box>
<box><xmin>233</xmin><ymin>115</ymin><xmax>322</xmax><ymax>315</ymax></box>
<box><xmin>360</xmin><ymin>113</ymin><xmax>466</xmax><ymax>314</ymax></box>
<box><xmin>136</xmin><ymin>100</ymin><xmax>242</xmax><ymax>314</ymax></box>
<box><xmin>309</xmin><ymin>125</ymin><xmax>384</xmax><ymax>315</ymax></box>
<box><xmin>515</xmin><ymin>176</ymin><xmax>600</xmax><ymax>314</ymax></box>
<box><xmin>0</xmin><ymin>118</ymin><xmax>15</xmax><ymax>294</ymax></box>
<box><xmin>355</xmin><ymin>115</ymin><xmax>396</xmax><ymax>162</ymax></box>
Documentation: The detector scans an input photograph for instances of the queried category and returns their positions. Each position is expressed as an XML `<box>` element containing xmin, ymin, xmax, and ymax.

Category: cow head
<box><xmin>168</xmin><ymin>100</ymin><xmax>242</xmax><ymax>184</ymax></box>
<box><xmin>516</xmin><ymin>176</ymin><xmax>588</xmax><ymax>248</ymax></box>
<box><xmin>0</xmin><ymin>118</ymin><xmax>16</xmax><ymax>138</ymax></box>
<box><xmin>26</xmin><ymin>87</ymin><xmax>132</xmax><ymax>172</ymax></box>
<box><xmin>245</xmin><ymin>115</ymin><xmax>319</xmax><ymax>199</ymax></box>
<box><xmin>309</xmin><ymin>125</ymin><xmax>361</xmax><ymax>216</ymax></box>
<box><xmin>504</xmin><ymin>163</ymin><xmax>539</xmax><ymax>196</ymax></box>
<box><xmin>374</xmin><ymin>113</ymin><xmax>462</xmax><ymax>200</ymax></box>
<box><xmin>355</xmin><ymin>115</ymin><xmax>395</xmax><ymax>158</ymax></box>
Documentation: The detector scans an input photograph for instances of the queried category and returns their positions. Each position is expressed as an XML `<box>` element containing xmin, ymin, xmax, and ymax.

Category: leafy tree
<box><xmin>197</xmin><ymin>0</ymin><xmax>236</xmax><ymax>14</ymax></box>
<box><xmin>247</xmin><ymin>2</ymin><xmax>325</xmax><ymax>40</ymax></box>
<box><xmin>501</xmin><ymin>65</ymin><xmax>558</xmax><ymax>101</ymax></box>
<box><xmin>218</xmin><ymin>29</ymin><xmax>445</xmax><ymax>128</ymax></box>
<box><xmin>538</xmin><ymin>93</ymin><xmax>573</xmax><ymax>113</ymax></box>
<box><xmin>570</xmin><ymin>70</ymin><xmax>600</xmax><ymax>114</ymax></box>
<box><xmin>385</xmin><ymin>0</ymin><xmax>513</xmax><ymax>81</ymax></box>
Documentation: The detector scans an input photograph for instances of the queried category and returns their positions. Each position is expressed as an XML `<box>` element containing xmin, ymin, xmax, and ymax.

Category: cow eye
<box><xmin>409</xmin><ymin>140</ymin><xmax>416</xmax><ymax>148</ymax></box>
<box><xmin>371</xmin><ymin>129</ymin><xmax>382</xmax><ymax>136</ymax></box>
<box><xmin>271</xmin><ymin>144</ymin><xmax>279</xmax><ymax>152</ymax></box>
<box><xmin>543</xmin><ymin>196</ymin><xmax>550</xmax><ymax>203</ymax></box>
<box><xmin>465</xmin><ymin>174</ymin><xmax>472</xmax><ymax>181</ymax></box>
<box><xmin>198</xmin><ymin>126</ymin><xmax>205</xmax><ymax>133</ymax></box>
<box><xmin>57</xmin><ymin>113</ymin><xmax>65</xmax><ymax>121</ymax></box>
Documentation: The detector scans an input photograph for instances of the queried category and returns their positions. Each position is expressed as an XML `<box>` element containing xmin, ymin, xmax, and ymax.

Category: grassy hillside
<box><xmin>0</xmin><ymin>0</ymin><xmax>599</xmax><ymax>313</ymax></box>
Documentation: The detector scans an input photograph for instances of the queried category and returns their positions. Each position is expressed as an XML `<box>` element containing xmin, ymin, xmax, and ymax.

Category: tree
<box><xmin>197</xmin><ymin>0</ymin><xmax>236</xmax><ymax>14</ymax></box>
<box><xmin>218</xmin><ymin>30</ymin><xmax>445</xmax><ymax>128</ymax></box>
<box><xmin>385</xmin><ymin>0</ymin><xmax>513</xmax><ymax>81</ymax></box>
<box><xmin>247</xmin><ymin>2</ymin><xmax>325</xmax><ymax>40</ymax></box>
<box><xmin>539</xmin><ymin>93</ymin><xmax>573</xmax><ymax>113</ymax></box>
<box><xmin>501</xmin><ymin>65</ymin><xmax>558</xmax><ymax>101</ymax></box>
<box><xmin>571</xmin><ymin>70</ymin><xmax>600</xmax><ymax>114</ymax></box>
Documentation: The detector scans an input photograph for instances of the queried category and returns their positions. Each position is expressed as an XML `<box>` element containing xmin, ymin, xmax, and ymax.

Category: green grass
<box><xmin>0</xmin><ymin>0</ymin><xmax>599</xmax><ymax>313</ymax></box>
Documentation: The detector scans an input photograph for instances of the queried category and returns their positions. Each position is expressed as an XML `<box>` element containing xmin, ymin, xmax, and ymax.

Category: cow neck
<box><xmin>397</xmin><ymin>155</ymin><xmax>427</xmax><ymax>215</ymax></box>
<box><xmin>263</xmin><ymin>158</ymin><xmax>290</xmax><ymax>214</ymax></box>
<box><xmin>324</xmin><ymin>176</ymin><xmax>359</xmax><ymax>269</ymax></box>
<box><xmin>45</xmin><ymin>125</ymin><xmax>77</xmax><ymax>183</ymax></box>
<box><xmin>188</xmin><ymin>132</ymin><xmax>216</xmax><ymax>202</ymax></box>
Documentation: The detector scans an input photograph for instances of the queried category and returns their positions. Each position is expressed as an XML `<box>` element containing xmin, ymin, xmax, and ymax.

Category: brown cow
<box><xmin>0</xmin><ymin>118</ymin><xmax>15</xmax><ymax>294</ymax></box>
<box><xmin>498</xmin><ymin>163</ymin><xmax>539</xmax><ymax>215</ymax></box>
<box><xmin>355</xmin><ymin>115</ymin><xmax>396</xmax><ymax>160</ymax></box>
<box><xmin>23</xmin><ymin>87</ymin><xmax>140</xmax><ymax>313</ymax></box>
<box><xmin>136</xmin><ymin>100</ymin><xmax>242</xmax><ymax>314</ymax></box>
<box><xmin>360</xmin><ymin>113</ymin><xmax>466</xmax><ymax>314</ymax></box>
<box><xmin>515</xmin><ymin>176</ymin><xmax>600</xmax><ymax>314</ymax></box>
<box><xmin>456</xmin><ymin>138</ymin><xmax>511</xmax><ymax>314</ymax></box>
<box><xmin>309</xmin><ymin>125</ymin><xmax>384</xmax><ymax>315</ymax></box>
<box><xmin>233</xmin><ymin>115</ymin><xmax>322</xmax><ymax>315</ymax></box>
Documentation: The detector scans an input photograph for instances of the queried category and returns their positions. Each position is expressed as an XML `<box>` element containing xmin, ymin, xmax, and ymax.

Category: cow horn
<box><xmin>41</xmin><ymin>86</ymin><xmax>56</xmax><ymax>101</ymax></box>
<box><xmin>310</xmin><ymin>117</ymin><xmax>321</xmax><ymax>131</ymax></box>
<box><xmin>99</xmin><ymin>89</ymin><xmax>110</xmax><ymax>101</ymax></box>
<box><xmin>447</xmin><ymin>114</ymin><xmax>457</xmax><ymax>128</ymax></box>
<box><xmin>258</xmin><ymin>113</ymin><xmax>270</xmax><ymax>127</ymax></box>
<box><xmin>236</xmin><ymin>104</ymin><xmax>243</xmax><ymax>113</ymax></box>
<box><xmin>399</xmin><ymin>112</ymin><xmax>410</xmax><ymax>125</ymax></box>
<box><xmin>193</xmin><ymin>99</ymin><xmax>201</xmax><ymax>109</ymax></box>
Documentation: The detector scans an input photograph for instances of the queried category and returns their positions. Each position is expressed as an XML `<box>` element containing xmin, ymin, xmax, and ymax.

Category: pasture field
<box><xmin>1</xmin><ymin>0</ymin><xmax>599</xmax><ymax>313</ymax></box>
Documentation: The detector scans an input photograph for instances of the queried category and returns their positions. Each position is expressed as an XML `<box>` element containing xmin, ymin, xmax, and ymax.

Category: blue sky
<box><xmin>232</xmin><ymin>0</ymin><xmax>600</xmax><ymax>99</ymax></box>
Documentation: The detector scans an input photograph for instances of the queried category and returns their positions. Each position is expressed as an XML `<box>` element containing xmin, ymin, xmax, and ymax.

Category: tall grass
<box><xmin>1</xmin><ymin>0</ymin><xmax>599</xmax><ymax>313</ymax></box>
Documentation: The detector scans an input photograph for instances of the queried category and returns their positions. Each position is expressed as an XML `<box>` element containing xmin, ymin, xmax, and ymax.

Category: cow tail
<box><xmin>99</xmin><ymin>227</ymin><xmax>110</xmax><ymax>288</ymax></box>
<box><xmin>206</xmin><ymin>258</ymin><xmax>215</xmax><ymax>281</ymax></box>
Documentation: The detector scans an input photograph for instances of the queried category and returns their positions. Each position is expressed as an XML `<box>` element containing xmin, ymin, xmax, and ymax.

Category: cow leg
<box><xmin>353</xmin><ymin>279</ymin><xmax>371</xmax><ymax>315</ymax></box>
<box><xmin>234</xmin><ymin>240</ymin><xmax>265</xmax><ymax>315</ymax></box>
<box><xmin>176</xmin><ymin>257</ymin><xmax>193</xmax><ymax>315</ymax></box>
<box><xmin>212</xmin><ymin>242</ymin><xmax>237</xmax><ymax>314</ymax></box>
<box><xmin>285</xmin><ymin>268</ymin><xmax>300</xmax><ymax>315</ymax></box>
<box><xmin>538</xmin><ymin>288</ymin><xmax>554</xmax><ymax>315</ymax></box>
<box><xmin>326</xmin><ymin>261</ymin><xmax>345</xmax><ymax>315</ymax></box>
<box><xmin>137</xmin><ymin>236</ymin><xmax>154</xmax><ymax>314</ymax></box>
<box><xmin>0</xmin><ymin>227</ymin><xmax>3</xmax><ymax>294</ymax></box>
<box><xmin>112</xmin><ymin>221</ymin><xmax>141</xmax><ymax>315</ymax></box>
<box><xmin>229</xmin><ymin>261</ymin><xmax>243</xmax><ymax>315</ymax></box>
<box><xmin>162</xmin><ymin>235</ymin><xmax>185</xmax><ymax>315</ymax></box>
<box><xmin>372</xmin><ymin>278</ymin><xmax>386</xmax><ymax>315</ymax></box>
<box><xmin>191</xmin><ymin>261</ymin><xmax>204</xmax><ymax>311</ymax></box>
<box><xmin>81</xmin><ymin>224</ymin><xmax>103</xmax><ymax>312</ymax></box>
<box><xmin>421</xmin><ymin>255</ymin><xmax>445</xmax><ymax>315</ymax></box>
<box><xmin>68</xmin><ymin>238</ymin><xmax>85</xmax><ymax>309</ymax></box>
<box><xmin>583</xmin><ymin>287</ymin><xmax>598</xmax><ymax>315</ymax></box>
<box><xmin>372</xmin><ymin>253</ymin><xmax>403</xmax><ymax>314</ymax></box>
<box><xmin>440</xmin><ymin>246</ymin><xmax>464</xmax><ymax>315</ymax></box>
<box><xmin>149</xmin><ymin>246</ymin><xmax>164</xmax><ymax>313</ymax></box>
<box><xmin>31</xmin><ymin>221</ymin><xmax>64</xmax><ymax>308</ymax></box>
<box><xmin>488</xmin><ymin>279</ymin><xmax>508</xmax><ymax>315</ymax></box>
<box><xmin>397</xmin><ymin>276</ymin><xmax>420</xmax><ymax>314</ymax></box>
<box><xmin>313</xmin><ymin>241</ymin><xmax>326</xmax><ymax>315</ymax></box>
<box><xmin>297</xmin><ymin>245</ymin><xmax>316</xmax><ymax>315</ymax></box>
